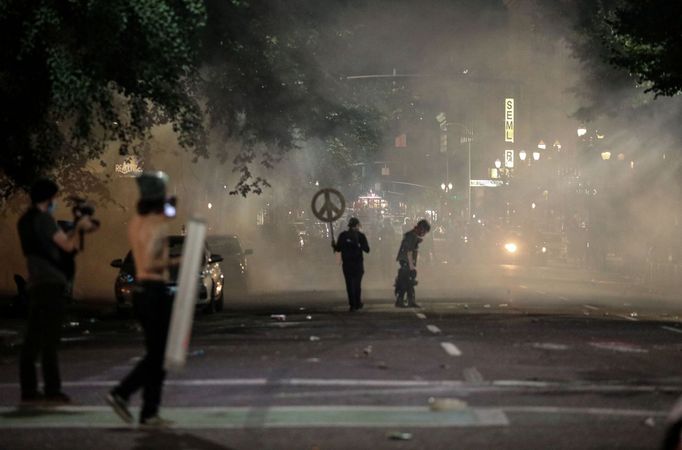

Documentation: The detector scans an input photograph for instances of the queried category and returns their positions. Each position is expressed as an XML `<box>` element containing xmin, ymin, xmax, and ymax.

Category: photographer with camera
<box><xmin>17</xmin><ymin>178</ymin><xmax>98</xmax><ymax>404</ymax></box>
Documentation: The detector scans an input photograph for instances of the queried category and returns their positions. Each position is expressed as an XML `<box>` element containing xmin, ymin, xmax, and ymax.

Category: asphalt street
<box><xmin>1</xmin><ymin>263</ymin><xmax>681</xmax><ymax>449</ymax></box>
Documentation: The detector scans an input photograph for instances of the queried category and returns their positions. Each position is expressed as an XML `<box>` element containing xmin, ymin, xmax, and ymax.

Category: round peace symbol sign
<box><xmin>311</xmin><ymin>188</ymin><xmax>346</xmax><ymax>223</ymax></box>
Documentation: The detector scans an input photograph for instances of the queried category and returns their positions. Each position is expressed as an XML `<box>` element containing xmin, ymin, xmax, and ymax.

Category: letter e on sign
<box><xmin>505</xmin><ymin>98</ymin><xmax>514</xmax><ymax>143</ymax></box>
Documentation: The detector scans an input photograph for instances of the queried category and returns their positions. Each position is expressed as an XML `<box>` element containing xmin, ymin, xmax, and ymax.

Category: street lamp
<box><xmin>577</xmin><ymin>126</ymin><xmax>587</xmax><ymax>137</ymax></box>
<box><xmin>494</xmin><ymin>158</ymin><xmax>502</xmax><ymax>169</ymax></box>
<box><xmin>519</xmin><ymin>150</ymin><xmax>527</xmax><ymax>161</ymax></box>
<box><xmin>532</xmin><ymin>151</ymin><xmax>541</xmax><ymax>161</ymax></box>
<box><xmin>440</xmin><ymin>182</ymin><xmax>453</xmax><ymax>192</ymax></box>
<box><xmin>553</xmin><ymin>140</ymin><xmax>562</xmax><ymax>151</ymax></box>
<box><xmin>601</xmin><ymin>151</ymin><xmax>611</xmax><ymax>161</ymax></box>
<box><xmin>537</xmin><ymin>140</ymin><xmax>547</xmax><ymax>150</ymax></box>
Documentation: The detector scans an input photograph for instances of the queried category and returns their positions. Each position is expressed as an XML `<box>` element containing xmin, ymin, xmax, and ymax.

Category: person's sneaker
<box><xmin>106</xmin><ymin>392</ymin><xmax>133</xmax><ymax>424</ymax></box>
<box><xmin>43</xmin><ymin>392</ymin><xmax>71</xmax><ymax>404</ymax></box>
<box><xmin>139</xmin><ymin>415</ymin><xmax>174</xmax><ymax>428</ymax></box>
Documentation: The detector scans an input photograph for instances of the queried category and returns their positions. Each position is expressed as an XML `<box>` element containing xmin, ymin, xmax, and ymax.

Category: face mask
<box><xmin>47</xmin><ymin>201</ymin><xmax>57</xmax><ymax>214</ymax></box>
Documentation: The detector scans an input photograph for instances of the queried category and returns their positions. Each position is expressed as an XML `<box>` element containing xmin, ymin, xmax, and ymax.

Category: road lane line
<box><xmin>463</xmin><ymin>368</ymin><xmax>484</xmax><ymax>383</ymax></box>
<box><xmin>0</xmin><ymin>406</ymin><xmax>509</xmax><ymax>428</ymax></box>
<box><xmin>502</xmin><ymin>406</ymin><xmax>666</xmax><ymax>417</ymax></box>
<box><xmin>584</xmin><ymin>305</ymin><xmax>599</xmax><ymax>310</ymax></box>
<box><xmin>662</xmin><ymin>326</ymin><xmax>682</xmax><ymax>334</ymax></box>
<box><xmin>416</xmin><ymin>313</ymin><xmax>427</xmax><ymax>319</ymax></box>
<box><xmin>441</xmin><ymin>342</ymin><xmax>462</xmax><ymax>356</ymax></box>
<box><xmin>426</xmin><ymin>324</ymin><xmax>442</xmax><ymax>334</ymax></box>
<box><xmin>615</xmin><ymin>314</ymin><xmax>638</xmax><ymax>322</ymax></box>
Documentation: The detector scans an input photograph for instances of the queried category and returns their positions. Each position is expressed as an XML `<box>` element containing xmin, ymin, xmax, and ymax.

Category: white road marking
<box><xmin>441</xmin><ymin>342</ymin><xmax>462</xmax><ymax>356</ymax></box>
<box><xmin>463</xmin><ymin>367</ymin><xmax>484</xmax><ymax>383</ymax></box>
<box><xmin>426</xmin><ymin>324</ymin><xmax>442</xmax><ymax>334</ymax></box>
<box><xmin>583</xmin><ymin>305</ymin><xmax>599</xmax><ymax>310</ymax></box>
<box><xmin>662</xmin><ymin>326</ymin><xmax>682</xmax><ymax>334</ymax></box>
<box><xmin>615</xmin><ymin>314</ymin><xmax>638</xmax><ymax>322</ymax></box>
<box><xmin>502</xmin><ymin>406</ymin><xmax>667</xmax><ymax>417</ymax></box>
<box><xmin>416</xmin><ymin>313</ymin><xmax>427</xmax><ymax>319</ymax></box>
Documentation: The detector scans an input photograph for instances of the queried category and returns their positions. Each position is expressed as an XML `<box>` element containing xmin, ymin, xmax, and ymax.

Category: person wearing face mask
<box><xmin>17</xmin><ymin>178</ymin><xmax>98</xmax><ymax>404</ymax></box>
<box><xmin>333</xmin><ymin>217</ymin><xmax>370</xmax><ymax>311</ymax></box>
<box><xmin>394</xmin><ymin>219</ymin><xmax>431</xmax><ymax>308</ymax></box>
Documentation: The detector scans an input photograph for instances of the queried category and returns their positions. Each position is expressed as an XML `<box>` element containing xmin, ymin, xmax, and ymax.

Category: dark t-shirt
<box><xmin>397</xmin><ymin>230</ymin><xmax>422</xmax><ymax>265</ymax></box>
<box><xmin>335</xmin><ymin>230</ymin><xmax>370</xmax><ymax>266</ymax></box>
<box><xmin>17</xmin><ymin>208</ymin><xmax>68</xmax><ymax>285</ymax></box>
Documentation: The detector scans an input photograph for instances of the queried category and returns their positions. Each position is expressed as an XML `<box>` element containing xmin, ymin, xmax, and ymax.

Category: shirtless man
<box><xmin>106</xmin><ymin>172</ymin><xmax>179</xmax><ymax>427</ymax></box>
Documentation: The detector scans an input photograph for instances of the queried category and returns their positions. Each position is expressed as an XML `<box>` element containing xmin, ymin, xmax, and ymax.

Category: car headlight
<box><xmin>504</xmin><ymin>242</ymin><xmax>518</xmax><ymax>254</ymax></box>
<box><xmin>541</xmin><ymin>246</ymin><xmax>547</xmax><ymax>253</ymax></box>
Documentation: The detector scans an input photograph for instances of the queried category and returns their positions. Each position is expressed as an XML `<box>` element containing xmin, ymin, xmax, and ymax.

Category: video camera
<box><xmin>67</xmin><ymin>196</ymin><xmax>100</xmax><ymax>250</ymax></box>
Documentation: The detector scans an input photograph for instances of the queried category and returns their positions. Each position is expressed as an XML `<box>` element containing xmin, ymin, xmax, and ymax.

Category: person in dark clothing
<box><xmin>106</xmin><ymin>171</ymin><xmax>180</xmax><ymax>427</ymax></box>
<box><xmin>395</xmin><ymin>219</ymin><xmax>431</xmax><ymax>308</ymax></box>
<box><xmin>17</xmin><ymin>178</ymin><xmax>98</xmax><ymax>404</ymax></box>
<box><xmin>333</xmin><ymin>217</ymin><xmax>370</xmax><ymax>311</ymax></box>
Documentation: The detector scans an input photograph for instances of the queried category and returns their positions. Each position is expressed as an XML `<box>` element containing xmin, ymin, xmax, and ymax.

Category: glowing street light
<box><xmin>440</xmin><ymin>182</ymin><xmax>453</xmax><ymax>192</ymax></box>
<box><xmin>553</xmin><ymin>140</ymin><xmax>562</xmax><ymax>150</ymax></box>
<box><xmin>577</xmin><ymin>126</ymin><xmax>587</xmax><ymax>137</ymax></box>
<box><xmin>519</xmin><ymin>150</ymin><xmax>527</xmax><ymax>161</ymax></box>
<box><xmin>208</xmin><ymin>202</ymin><xmax>213</xmax><ymax>209</ymax></box>
<box><xmin>532</xmin><ymin>151</ymin><xmax>541</xmax><ymax>161</ymax></box>
<box><xmin>601</xmin><ymin>151</ymin><xmax>611</xmax><ymax>161</ymax></box>
<box><xmin>537</xmin><ymin>140</ymin><xmax>546</xmax><ymax>150</ymax></box>
<box><xmin>494</xmin><ymin>158</ymin><xmax>502</xmax><ymax>169</ymax></box>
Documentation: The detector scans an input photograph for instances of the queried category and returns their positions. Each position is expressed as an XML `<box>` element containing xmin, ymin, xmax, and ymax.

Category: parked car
<box><xmin>206</xmin><ymin>235</ymin><xmax>253</xmax><ymax>292</ymax></box>
<box><xmin>110</xmin><ymin>236</ymin><xmax>225</xmax><ymax>314</ymax></box>
<box><xmin>492</xmin><ymin>228</ymin><xmax>548</xmax><ymax>266</ymax></box>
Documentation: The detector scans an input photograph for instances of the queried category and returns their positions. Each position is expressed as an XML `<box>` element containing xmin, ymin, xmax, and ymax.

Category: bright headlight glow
<box><xmin>504</xmin><ymin>242</ymin><xmax>518</xmax><ymax>253</ymax></box>
<box><xmin>541</xmin><ymin>246</ymin><xmax>547</xmax><ymax>253</ymax></box>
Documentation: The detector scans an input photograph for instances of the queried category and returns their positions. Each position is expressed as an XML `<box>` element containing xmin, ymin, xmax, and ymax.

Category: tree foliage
<box><xmin>0</xmin><ymin>0</ymin><xmax>207</xmax><ymax>197</ymax></box>
<box><xmin>604</xmin><ymin>0</ymin><xmax>682</xmax><ymax>97</ymax></box>
<box><xmin>0</xmin><ymin>0</ymin><xmax>385</xmax><ymax>199</ymax></box>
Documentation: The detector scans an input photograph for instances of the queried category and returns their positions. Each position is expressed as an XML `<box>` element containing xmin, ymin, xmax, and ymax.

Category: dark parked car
<box><xmin>110</xmin><ymin>236</ymin><xmax>225</xmax><ymax>314</ymax></box>
<box><xmin>206</xmin><ymin>235</ymin><xmax>253</xmax><ymax>292</ymax></box>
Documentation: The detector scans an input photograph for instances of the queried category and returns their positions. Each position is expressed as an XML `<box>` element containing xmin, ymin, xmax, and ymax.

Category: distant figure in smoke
<box><xmin>106</xmin><ymin>171</ymin><xmax>179</xmax><ymax>427</ymax></box>
<box><xmin>333</xmin><ymin>217</ymin><xmax>370</xmax><ymax>311</ymax></box>
<box><xmin>395</xmin><ymin>219</ymin><xmax>431</xmax><ymax>308</ymax></box>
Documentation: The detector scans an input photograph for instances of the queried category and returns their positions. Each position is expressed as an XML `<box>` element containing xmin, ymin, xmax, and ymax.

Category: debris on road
<box><xmin>306</xmin><ymin>315</ymin><xmax>312</xmax><ymax>320</ymax></box>
<box><xmin>309</xmin><ymin>336</ymin><xmax>320</xmax><ymax>341</ymax></box>
<box><xmin>386</xmin><ymin>431</ymin><xmax>412</xmax><ymax>441</ymax></box>
<box><xmin>363</xmin><ymin>345</ymin><xmax>372</xmax><ymax>356</ymax></box>
<box><xmin>270</xmin><ymin>314</ymin><xmax>286</xmax><ymax>321</ymax></box>
<box><xmin>483</xmin><ymin>304</ymin><xmax>491</xmax><ymax>308</ymax></box>
<box><xmin>428</xmin><ymin>397</ymin><xmax>467</xmax><ymax>412</ymax></box>
<box><xmin>644</xmin><ymin>417</ymin><xmax>656</xmax><ymax>427</ymax></box>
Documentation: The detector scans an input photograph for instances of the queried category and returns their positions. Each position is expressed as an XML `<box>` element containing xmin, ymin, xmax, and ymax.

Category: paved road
<box><xmin>1</xmin><ymin>263</ymin><xmax>681</xmax><ymax>449</ymax></box>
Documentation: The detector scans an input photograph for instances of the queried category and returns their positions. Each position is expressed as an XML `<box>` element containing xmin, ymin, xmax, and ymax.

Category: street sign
<box><xmin>470</xmin><ymin>179</ymin><xmax>504</xmax><ymax>187</ymax></box>
<box><xmin>505</xmin><ymin>98</ymin><xmax>514</xmax><ymax>143</ymax></box>
<box><xmin>505</xmin><ymin>149</ymin><xmax>514</xmax><ymax>168</ymax></box>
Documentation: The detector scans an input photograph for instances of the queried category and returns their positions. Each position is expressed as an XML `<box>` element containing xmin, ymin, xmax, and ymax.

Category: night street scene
<box><xmin>2</xmin><ymin>1</ymin><xmax>682</xmax><ymax>449</ymax></box>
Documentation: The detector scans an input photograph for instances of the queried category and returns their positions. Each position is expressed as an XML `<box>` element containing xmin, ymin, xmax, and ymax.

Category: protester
<box><xmin>333</xmin><ymin>217</ymin><xmax>370</xmax><ymax>311</ymax></box>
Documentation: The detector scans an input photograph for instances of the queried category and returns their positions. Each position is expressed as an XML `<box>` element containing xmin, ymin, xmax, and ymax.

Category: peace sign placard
<box><xmin>311</xmin><ymin>188</ymin><xmax>346</xmax><ymax>223</ymax></box>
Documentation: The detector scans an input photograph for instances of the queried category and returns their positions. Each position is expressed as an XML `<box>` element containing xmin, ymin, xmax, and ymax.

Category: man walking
<box><xmin>106</xmin><ymin>172</ymin><xmax>179</xmax><ymax>427</ymax></box>
<box><xmin>334</xmin><ymin>217</ymin><xmax>370</xmax><ymax>311</ymax></box>
<box><xmin>18</xmin><ymin>178</ymin><xmax>97</xmax><ymax>403</ymax></box>
<box><xmin>395</xmin><ymin>219</ymin><xmax>431</xmax><ymax>308</ymax></box>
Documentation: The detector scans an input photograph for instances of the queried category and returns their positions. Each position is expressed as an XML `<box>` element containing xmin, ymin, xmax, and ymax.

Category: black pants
<box><xmin>113</xmin><ymin>281</ymin><xmax>173</xmax><ymax>420</ymax></box>
<box><xmin>394</xmin><ymin>262</ymin><xmax>416</xmax><ymax>305</ymax></box>
<box><xmin>342</xmin><ymin>264</ymin><xmax>364</xmax><ymax>308</ymax></box>
<box><xmin>19</xmin><ymin>282</ymin><xmax>67</xmax><ymax>397</ymax></box>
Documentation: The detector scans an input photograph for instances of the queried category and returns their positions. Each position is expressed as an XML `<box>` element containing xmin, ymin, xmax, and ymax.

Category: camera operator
<box><xmin>17</xmin><ymin>178</ymin><xmax>98</xmax><ymax>404</ymax></box>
